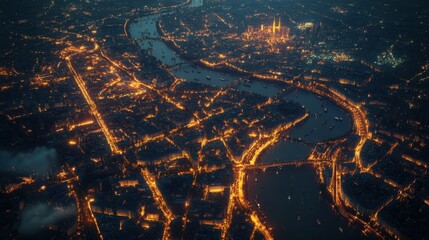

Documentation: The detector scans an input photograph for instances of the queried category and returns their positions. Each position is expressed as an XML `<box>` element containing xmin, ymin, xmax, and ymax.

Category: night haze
<box><xmin>1</xmin><ymin>0</ymin><xmax>428</xmax><ymax>239</ymax></box>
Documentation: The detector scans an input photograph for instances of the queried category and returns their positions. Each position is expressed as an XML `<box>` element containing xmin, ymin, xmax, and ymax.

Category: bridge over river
<box><xmin>235</xmin><ymin>159</ymin><xmax>330</xmax><ymax>171</ymax></box>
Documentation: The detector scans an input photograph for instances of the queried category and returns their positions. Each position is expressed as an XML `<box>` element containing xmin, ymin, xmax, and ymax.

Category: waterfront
<box><xmin>2</xmin><ymin>0</ymin><xmax>428</xmax><ymax>238</ymax></box>
<box><xmin>247</xmin><ymin>166</ymin><xmax>364</xmax><ymax>240</ymax></box>
<box><xmin>128</xmin><ymin>2</ymin><xmax>365</xmax><ymax>238</ymax></box>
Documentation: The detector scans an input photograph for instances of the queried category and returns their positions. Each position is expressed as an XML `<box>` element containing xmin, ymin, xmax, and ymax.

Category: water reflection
<box><xmin>128</xmin><ymin>5</ymin><xmax>365</xmax><ymax>239</ymax></box>
<box><xmin>248</xmin><ymin>166</ymin><xmax>364</xmax><ymax>240</ymax></box>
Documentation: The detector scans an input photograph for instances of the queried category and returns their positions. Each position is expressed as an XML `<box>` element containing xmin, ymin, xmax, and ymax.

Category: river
<box><xmin>128</xmin><ymin>1</ymin><xmax>366</xmax><ymax>239</ymax></box>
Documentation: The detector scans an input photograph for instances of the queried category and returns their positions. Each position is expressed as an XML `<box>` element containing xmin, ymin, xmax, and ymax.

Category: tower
<box><xmin>272</xmin><ymin>17</ymin><xmax>281</xmax><ymax>40</ymax></box>
<box><xmin>272</xmin><ymin>17</ymin><xmax>276</xmax><ymax>34</ymax></box>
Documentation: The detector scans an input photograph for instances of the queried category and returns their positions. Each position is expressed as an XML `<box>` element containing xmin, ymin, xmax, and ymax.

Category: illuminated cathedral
<box><xmin>244</xmin><ymin>17</ymin><xmax>290</xmax><ymax>43</ymax></box>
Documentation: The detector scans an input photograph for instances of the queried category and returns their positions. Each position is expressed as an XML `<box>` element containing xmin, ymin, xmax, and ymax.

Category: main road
<box><xmin>126</xmin><ymin>0</ymin><xmax>375</xmax><ymax>239</ymax></box>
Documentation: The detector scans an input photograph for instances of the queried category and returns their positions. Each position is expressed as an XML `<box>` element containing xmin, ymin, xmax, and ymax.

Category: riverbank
<box><xmin>126</xmin><ymin>4</ymin><xmax>370</xmax><ymax>239</ymax></box>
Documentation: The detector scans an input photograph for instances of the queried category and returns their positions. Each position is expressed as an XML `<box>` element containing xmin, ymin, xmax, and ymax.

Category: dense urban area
<box><xmin>1</xmin><ymin>0</ymin><xmax>428</xmax><ymax>239</ymax></box>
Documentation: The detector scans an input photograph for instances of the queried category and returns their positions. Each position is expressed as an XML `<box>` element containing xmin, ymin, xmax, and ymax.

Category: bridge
<box><xmin>221</xmin><ymin>77</ymin><xmax>248</xmax><ymax>88</ymax></box>
<box><xmin>167</xmin><ymin>59</ymin><xmax>202</xmax><ymax>69</ymax></box>
<box><xmin>235</xmin><ymin>159</ymin><xmax>330</xmax><ymax>171</ymax></box>
<box><xmin>271</xmin><ymin>85</ymin><xmax>296</xmax><ymax>99</ymax></box>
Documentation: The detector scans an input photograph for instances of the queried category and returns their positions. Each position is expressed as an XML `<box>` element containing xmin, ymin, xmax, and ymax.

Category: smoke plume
<box><xmin>0</xmin><ymin>147</ymin><xmax>57</xmax><ymax>176</ymax></box>
<box><xmin>18</xmin><ymin>203</ymin><xmax>76</xmax><ymax>235</ymax></box>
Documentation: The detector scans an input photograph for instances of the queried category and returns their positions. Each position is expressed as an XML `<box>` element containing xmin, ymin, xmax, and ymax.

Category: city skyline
<box><xmin>1</xmin><ymin>0</ymin><xmax>428</xmax><ymax>239</ymax></box>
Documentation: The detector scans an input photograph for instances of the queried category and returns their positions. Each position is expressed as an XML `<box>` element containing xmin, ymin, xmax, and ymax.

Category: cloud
<box><xmin>0</xmin><ymin>147</ymin><xmax>57</xmax><ymax>176</ymax></box>
<box><xmin>19</xmin><ymin>203</ymin><xmax>76</xmax><ymax>236</ymax></box>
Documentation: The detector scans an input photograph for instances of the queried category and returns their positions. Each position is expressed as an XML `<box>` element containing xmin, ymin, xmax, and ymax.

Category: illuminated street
<box><xmin>1</xmin><ymin>0</ymin><xmax>429</xmax><ymax>239</ymax></box>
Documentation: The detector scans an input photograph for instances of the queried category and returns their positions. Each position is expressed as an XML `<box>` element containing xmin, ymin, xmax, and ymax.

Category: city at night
<box><xmin>1</xmin><ymin>0</ymin><xmax>428</xmax><ymax>239</ymax></box>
